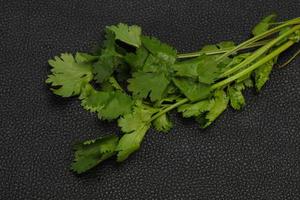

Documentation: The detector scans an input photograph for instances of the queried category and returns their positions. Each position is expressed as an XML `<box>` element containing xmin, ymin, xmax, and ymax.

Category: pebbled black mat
<box><xmin>1</xmin><ymin>0</ymin><xmax>300</xmax><ymax>199</ymax></box>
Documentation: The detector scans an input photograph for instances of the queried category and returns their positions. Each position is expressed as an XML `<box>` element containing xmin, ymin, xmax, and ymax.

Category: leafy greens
<box><xmin>46</xmin><ymin>16</ymin><xmax>300</xmax><ymax>173</ymax></box>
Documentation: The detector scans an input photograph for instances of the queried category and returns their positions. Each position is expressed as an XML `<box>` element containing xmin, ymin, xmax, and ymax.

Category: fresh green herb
<box><xmin>70</xmin><ymin>135</ymin><xmax>119</xmax><ymax>174</ymax></box>
<box><xmin>252</xmin><ymin>14</ymin><xmax>277</xmax><ymax>36</ymax></box>
<box><xmin>46</xmin><ymin>53</ymin><xmax>93</xmax><ymax>97</ymax></box>
<box><xmin>46</xmin><ymin>16</ymin><xmax>300</xmax><ymax>173</ymax></box>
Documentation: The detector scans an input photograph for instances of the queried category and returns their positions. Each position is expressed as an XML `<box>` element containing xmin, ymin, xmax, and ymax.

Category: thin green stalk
<box><xmin>150</xmin><ymin>98</ymin><xmax>189</xmax><ymax>121</ymax></box>
<box><xmin>217</xmin><ymin>17</ymin><xmax>300</xmax><ymax>60</ymax></box>
<box><xmin>212</xmin><ymin>40</ymin><xmax>295</xmax><ymax>89</ymax></box>
<box><xmin>269</xmin><ymin>22</ymin><xmax>286</xmax><ymax>25</ymax></box>
<box><xmin>278</xmin><ymin>49</ymin><xmax>300</xmax><ymax>68</ymax></box>
<box><xmin>177</xmin><ymin>39</ymin><xmax>271</xmax><ymax>59</ymax></box>
<box><xmin>177</xmin><ymin>17</ymin><xmax>300</xmax><ymax>59</ymax></box>
<box><xmin>220</xmin><ymin>25</ymin><xmax>300</xmax><ymax>78</ymax></box>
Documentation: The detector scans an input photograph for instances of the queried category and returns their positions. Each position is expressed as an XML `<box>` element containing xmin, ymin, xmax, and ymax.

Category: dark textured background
<box><xmin>1</xmin><ymin>0</ymin><xmax>300</xmax><ymax>199</ymax></box>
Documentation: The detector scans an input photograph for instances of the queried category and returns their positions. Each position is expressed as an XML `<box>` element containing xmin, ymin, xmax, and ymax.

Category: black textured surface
<box><xmin>1</xmin><ymin>0</ymin><xmax>300</xmax><ymax>199</ymax></box>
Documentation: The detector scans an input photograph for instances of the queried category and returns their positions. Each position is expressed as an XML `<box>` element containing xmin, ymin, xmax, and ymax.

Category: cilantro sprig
<box><xmin>46</xmin><ymin>15</ymin><xmax>300</xmax><ymax>173</ymax></box>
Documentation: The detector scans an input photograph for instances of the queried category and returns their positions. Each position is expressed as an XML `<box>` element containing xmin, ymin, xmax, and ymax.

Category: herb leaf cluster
<box><xmin>46</xmin><ymin>15</ymin><xmax>300</xmax><ymax>173</ymax></box>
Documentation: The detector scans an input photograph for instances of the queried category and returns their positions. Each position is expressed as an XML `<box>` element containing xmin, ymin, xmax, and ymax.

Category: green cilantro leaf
<box><xmin>125</xmin><ymin>36</ymin><xmax>177</xmax><ymax>74</ymax></box>
<box><xmin>107</xmin><ymin>23</ymin><xmax>142</xmax><ymax>47</ymax></box>
<box><xmin>178</xmin><ymin>99</ymin><xmax>214</xmax><ymax>118</ymax></box>
<box><xmin>228</xmin><ymin>83</ymin><xmax>246</xmax><ymax>110</ymax></box>
<box><xmin>71</xmin><ymin>135</ymin><xmax>119</xmax><ymax>174</ymax></box>
<box><xmin>115</xmin><ymin>62</ymin><xmax>131</xmax><ymax>82</ymax></box>
<box><xmin>117</xmin><ymin>102</ymin><xmax>158</xmax><ymax>161</ymax></box>
<box><xmin>118</xmin><ymin>101</ymin><xmax>157</xmax><ymax>132</ymax></box>
<box><xmin>254</xmin><ymin>60</ymin><xmax>274</xmax><ymax>91</ymax></box>
<box><xmin>93</xmin><ymin>56</ymin><xmax>120</xmax><ymax>83</ymax></box>
<box><xmin>200</xmin><ymin>44</ymin><xmax>218</xmax><ymax>52</ymax></box>
<box><xmin>93</xmin><ymin>77</ymin><xmax>123</xmax><ymax>92</ymax></box>
<box><xmin>93</xmin><ymin>55</ymin><xmax>118</xmax><ymax>83</ymax></box>
<box><xmin>252</xmin><ymin>14</ymin><xmax>277</xmax><ymax>36</ymax></box>
<box><xmin>75</xmin><ymin>52</ymin><xmax>99</xmax><ymax>63</ymax></box>
<box><xmin>124</xmin><ymin>47</ymin><xmax>149</xmax><ymax>71</ymax></box>
<box><xmin>128</xmin><ymin>72</ymin><xmax>170</xmax><ymax>102</ymax></box>
<box><xmin>216</xmin><ymin>41</ymin><xmax>236</xmax><ymax>49</ymax></box>
<box><xmin>196</xmin><ymin>55</ymin><xmax>222</xmax><ymax>84</ymax></box>
<box><xmin>93</xmin><ymin>30</ymin><xmax>121</xmax><ymax>83</ymax></box>
<box><xmin>197</xmin><ymin>90</ymin><xmax>229</xmax><ymax>128</ymax></box>
<box><xmin>81</xmin><ymin>88</ymin><xmax>133</xmax><ymax>120</ymax></box>
<box><xmin>173</xmin><ymin>42</ymin><xmax>234</xmax><ymax>84</ymax></box>
<box><xmin>243</xmin><ymin>78</ymin><xmax>254</xmax><ymax>88</ymax></box>
<box><xmin>142</xmin><ymin>36</ymin><xmax>177</xmax><ymax>64</ymax></box>
<box><xmin>172</xmin><ymin>78</ymin><xmax>211</xmax><ymax>101</ymax></box>
<box><xmin>116</xmin><ymin>125</ymin><xmax>149</xmax><ymax>162</ymax></box>
<box><xmin>139</xmin><ymin>36</ymin><xmax>177</xmax><ymax>75</ymax></box>
<box><xmin>172</xmin><ymin>57</ymin><xmax>201</xmax><ymax>79</ymax></box>
<box><xmin>46</xmin><ymin>53</ymin><xmax>93</xmax><ymax>97</ymax></box>
<box><xmin>152</xmin><ymin>113</ymin><xmax>173</xmax><ymax>132</ymax></box>
<box><xmin>142</xmin><ymin>54</ymin><xmax>172</xmax><ymax>74</ymax></box>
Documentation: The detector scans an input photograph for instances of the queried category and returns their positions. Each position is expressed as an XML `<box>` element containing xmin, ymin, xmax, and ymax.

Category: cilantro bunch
<box><xmin>46</xmin><ymin>15</ymin><xmax>300</xmax><ymax>174</ymax></box>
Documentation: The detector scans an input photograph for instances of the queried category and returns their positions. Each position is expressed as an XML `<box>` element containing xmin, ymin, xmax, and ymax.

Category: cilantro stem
<box><xmin>278</xmin><ymin>49</ymin><xmax>300</xmax><ymax>68</ymax></box>
<box><xmin>150</xmin><ymin>98</ymin><xmax>189</xmax><ymax>121</ymax></box>
<box><xmin>177</xmin><ymin>39</ymin><xmax>271</xmax><ymax>59</ymax></box>
<box><xmin>220</xmin><ymin>25</ymin><xmax>300</xmax><ymax>78</ymax></box>
<box><xmin>211</xmin><ymin>40</ymin><xmax>295</xmax><ymax>89</ymax></box>
<box><xmin>217</xmin><ymin>17</ymin><xmax>300</xmax><ymax>60</ymax></box>
<box><xmin>177</xmin><ymin>17</ymin><xmax>300</xmax><ymax>60</ymax></box>
<box><xmin>269</xmin><ymin>22</ymin><xmax>285</xmax><ymax>25</ymax></box>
